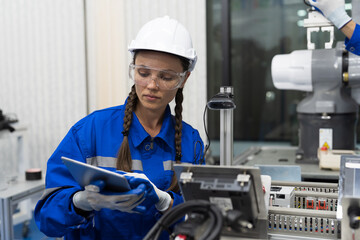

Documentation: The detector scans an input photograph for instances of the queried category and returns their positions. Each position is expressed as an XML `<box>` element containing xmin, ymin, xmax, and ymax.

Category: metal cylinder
<box><xmin>220</xmin><ymin>86</ymin><xmax>234</xmax><ymax>166</ymax></box>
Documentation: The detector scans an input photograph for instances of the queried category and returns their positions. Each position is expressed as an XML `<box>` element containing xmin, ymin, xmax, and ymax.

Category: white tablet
<box><xmin>61</xmin><ymin>156</ymin><xmax>130</xmax><ymax>192</ymax></box>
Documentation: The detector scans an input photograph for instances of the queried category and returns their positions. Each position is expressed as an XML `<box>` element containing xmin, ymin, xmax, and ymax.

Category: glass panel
<box><xmin>206</xmin><ymin>0</ymin><xmax>351</xmax><ymax>143</ymax></box>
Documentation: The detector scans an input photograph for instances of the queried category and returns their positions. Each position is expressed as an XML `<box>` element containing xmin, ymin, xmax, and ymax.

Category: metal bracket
<box><xmin>304</xmin><ymin>10</ymin><xmax>334</xmax><ymax>49</ymax></box>
<box><xmin>237</xmin><ymin>174</ymin><xmax>250</xmax><ymax>184</ymax></box>
<box><xmin>180</xmin><ymin>172</ymin><xmax>193</xmax><ymax>183</ymax></box>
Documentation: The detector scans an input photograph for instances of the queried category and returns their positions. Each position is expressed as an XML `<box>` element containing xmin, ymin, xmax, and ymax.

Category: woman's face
<box><xmin>134</xmin><ymin>51</ymin><xmax>189</xmax><ymax>114</ymax></box>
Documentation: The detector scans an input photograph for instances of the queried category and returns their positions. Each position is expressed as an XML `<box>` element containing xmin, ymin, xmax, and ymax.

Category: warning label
<box><xmin>319</xmin><ymin>128</ymin><xmax>333</xmax><ymax>150</ymax></box>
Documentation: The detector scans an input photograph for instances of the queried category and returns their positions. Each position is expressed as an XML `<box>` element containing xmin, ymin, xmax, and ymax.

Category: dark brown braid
<box><xmin>174</xmin><ymin>88</ymin><xmax>183</xmax><ymax>161</ymax></box>
<box><xmin>167</xmin><ymin>88</ymin><xmax>183</xmax><ymax>192</ymax></box>
<box><xmin>116</xmin><ymin>85</ymin><xmax>138</xmax><ymax>171</ymax></box>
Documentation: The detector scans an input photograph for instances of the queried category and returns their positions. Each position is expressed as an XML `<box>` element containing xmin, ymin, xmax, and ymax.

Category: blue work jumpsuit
<box><xmin>345</xmin><ymin>23</ymin><xmax>360</xmax><ymax>55</ymax></box>
<box><xmin>34</xmin><ymin>101</ymin><xmax>204</xmax><ymax>240</ymax></box>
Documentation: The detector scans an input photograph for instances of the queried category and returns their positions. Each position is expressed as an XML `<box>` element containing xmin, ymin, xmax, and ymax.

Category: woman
<box><xmin>34</xmin><ymin>16</ymin><xmax>204</xmax><ymax>240</ymax></box>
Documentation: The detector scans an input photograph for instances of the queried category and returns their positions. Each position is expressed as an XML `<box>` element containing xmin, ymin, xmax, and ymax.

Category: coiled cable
<box><xmin>144</xmin><ymin>200</ymin><xmax>223</xmax><ymax>240</ymax></box>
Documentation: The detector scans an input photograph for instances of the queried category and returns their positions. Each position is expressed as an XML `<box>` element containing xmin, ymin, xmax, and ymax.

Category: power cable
<box><xmin>144</xmin><ymin>200</ymin><xmax>223</xmax><ymax>240</ymax></box>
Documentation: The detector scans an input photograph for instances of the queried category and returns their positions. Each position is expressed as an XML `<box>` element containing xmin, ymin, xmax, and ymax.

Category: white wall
<box><xmin>0</xmin><ymin>0</ymin><xmax>87</xmax><ymax>172</ymax></box>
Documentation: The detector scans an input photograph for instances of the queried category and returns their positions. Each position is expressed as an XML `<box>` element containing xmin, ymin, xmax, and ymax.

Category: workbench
<box><xmin>0</xmin><ymin>178</ymin><xmax>45</xmax><ymax>240</ymax></box>
<box><xmin>234</xmin><ymin>146</ymin><xmax>340</xmax><ymax>182</ymax></box>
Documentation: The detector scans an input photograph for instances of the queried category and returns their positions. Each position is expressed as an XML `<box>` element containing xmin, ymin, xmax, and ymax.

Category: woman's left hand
<box><xmin>125</xmin><ymin>172</ymin><xmax>172</xmax><ymax>212</ymax></box>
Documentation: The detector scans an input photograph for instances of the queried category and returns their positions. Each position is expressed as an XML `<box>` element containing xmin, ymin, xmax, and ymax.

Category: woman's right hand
<box><xmin>72</xmin><ymin>179</ymin><xmax>147</xmax><ymax>213</ymax></box>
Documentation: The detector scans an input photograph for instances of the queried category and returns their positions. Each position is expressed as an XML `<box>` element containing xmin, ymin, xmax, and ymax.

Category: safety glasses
<box><xmin>129</xmin><ymin>63</ymin><xmax>187</xmax><ymax>90</ymax></box>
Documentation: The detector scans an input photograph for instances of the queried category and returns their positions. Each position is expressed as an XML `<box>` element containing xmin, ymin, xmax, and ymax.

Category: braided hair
<box><xmin>166</xmin><ymin>88</ymin><xmax>183</xmax><ymax>192</ymax></box>
<box><xmin>116</xmin><ymin>85</ymin><xmax>138</xmax><ymax>171</ymax></box>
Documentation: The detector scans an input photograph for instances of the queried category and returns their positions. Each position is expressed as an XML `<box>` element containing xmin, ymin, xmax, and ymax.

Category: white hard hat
<box><xmin>128</xmin><ymin>16</ymin><xmax>197</xmax><ymax>71</ymax></box>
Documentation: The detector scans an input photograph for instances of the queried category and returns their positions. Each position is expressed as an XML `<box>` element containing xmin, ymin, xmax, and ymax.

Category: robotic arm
<box><xmin>272</xmin><ymin>42</ymin><xmax>360</xmax><ymax>113</ymax></box>
<box><xmin>272</xmin><ymin>42</ymin><xmax>360</xmax><ymax>162</ymax></box>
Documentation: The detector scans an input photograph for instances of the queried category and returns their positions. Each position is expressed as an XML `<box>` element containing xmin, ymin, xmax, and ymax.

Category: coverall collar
<box><xmin>129</xmin><ymin>105</ymin><xmax>175</xmax><ymax>150</ymax></box>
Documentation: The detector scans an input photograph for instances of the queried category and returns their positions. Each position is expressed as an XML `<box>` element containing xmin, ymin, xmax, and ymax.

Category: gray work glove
<box><xmin>309</xmin><ymin>0</ymin><xmax>351</xmax><ymax>29</ymax></box>
<box><xmin>72</xmin><ymin>180</ymin><xmax>146</xmax><ymax>213</ymax></box>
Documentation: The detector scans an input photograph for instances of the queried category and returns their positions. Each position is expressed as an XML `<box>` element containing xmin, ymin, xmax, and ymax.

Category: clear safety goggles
<box><xmin>129</xmin><ymin>63</ymin><xmax>187</xmax><ymax>90</ymax></box>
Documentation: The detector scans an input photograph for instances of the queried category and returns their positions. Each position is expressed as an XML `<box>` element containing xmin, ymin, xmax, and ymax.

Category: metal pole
<box><xmin>3</xmin><ymin>198</ymin><xmax>13</xmax><ymax>240</ymax></box>
<box><xmin>0</xmin><ymin>198</ymin><xmax>5</xmax><ymax>240</ymax></box>
<box><xmin>83</xmin><ymin>0</ymin><xmax>90</xmax><ymax>115</ymax></box>
<box><xmin>220</xmin><ymin>86</ymin><xmax>234</xmax><ymax>166</ymax></box>
<box><xmin>221</xmin><ymin>0</ymin><xmax>231</xmax><ymax>86</ymax></box>
<box><xmin>220</xmin><ymin>0</ymin><xmax>233</xmax><ymax>165</ymax></box>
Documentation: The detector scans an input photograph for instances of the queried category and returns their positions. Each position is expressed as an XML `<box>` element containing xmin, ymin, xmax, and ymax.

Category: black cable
<box><xmin>202</xmin><ymin>105</ymin><xmax>210</xmax><ymax>164</ymax></box>
<box><xmin>174</xmin><ymin>202</ymin><xmax>222</xmax><ymax>240</ymax></box>
<box><xmin>303</xmin><ymin>0</ymin><xmax>312</xmax><ymax>7</ymax></box>
<box><xmin>193</xmin><ymin>141</ymin><xmax>204</xmax><ymax>164</ymax></box>
<box><xmin>144</xmin><ymin>200</ymin><xmax>223</xmax><ymax>240</ymax></box>
<box><xmin>198</xmin><ymin>209</ymin><xmax>216</xmax><ymax>240</ymax></box>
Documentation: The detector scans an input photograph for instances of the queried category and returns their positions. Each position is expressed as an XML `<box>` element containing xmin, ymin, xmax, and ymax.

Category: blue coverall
<box><xmin>34</xmin><ymin>101</ymin><xmax>204</xmax><ymax>240</ymax></box>
<box><xmin>345</xmin><ymin>23</ymin><xmax>360</xmax><ymax>55</ymax></box>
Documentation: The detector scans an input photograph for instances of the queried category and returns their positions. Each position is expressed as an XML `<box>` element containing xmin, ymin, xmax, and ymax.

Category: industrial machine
<box><xmin>272</xmin><ymin>41</ymin><xmax>360</xmax><ymax>163</ymax></box>
<box><xmin>144</xmin><ymin>160</ymin><xmax>359</xmax><ymax>240</ymax></box>
<box><xmin>145</xmin><ymin>163</ymin><xmax>355</xmax><ymax>240</ymax></box>
<box><xmin>144</xmin><ymin>164</ymin><xmax>268</xmax><ymax>240</ymax></box>
<box><xmin>174</xmin><ymin>164</ymin><xmax>268</xmax><ymax>239</ymax></box>
<box><xmin>271</xmin><ymin>1</ymin><xmax>360</xmax><ymax>164</ymax></box>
